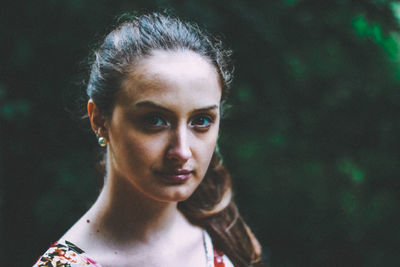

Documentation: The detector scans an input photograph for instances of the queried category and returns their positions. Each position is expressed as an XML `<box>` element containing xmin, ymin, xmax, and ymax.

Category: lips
<box><xmin>155</xmin><ymin>168</ymin><xmax>193</xmax><ymax>183</ymax></box>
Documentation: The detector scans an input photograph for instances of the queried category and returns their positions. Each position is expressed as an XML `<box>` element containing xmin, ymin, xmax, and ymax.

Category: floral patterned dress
<box><xmin>33</xmin><ymin>231</ymin><xmax>234</xmax><ymax>267</ymax></box>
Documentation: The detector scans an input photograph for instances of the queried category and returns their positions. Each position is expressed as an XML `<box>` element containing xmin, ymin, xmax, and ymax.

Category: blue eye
<box><xmin>143</xmin><ymin>114</ymin><xmax>167</xmax><ymax>128</ymax></box>
<box><xmin>191</xmin><ymin>115</ymin><xmax>213</xmax><ymax>129</ymax></box>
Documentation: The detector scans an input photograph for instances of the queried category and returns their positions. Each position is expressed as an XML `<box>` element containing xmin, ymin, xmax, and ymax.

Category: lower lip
<box><xmin>158</xmin><ymin>172</ymin><xmax>192</xmax><ymax>183</ymax></box>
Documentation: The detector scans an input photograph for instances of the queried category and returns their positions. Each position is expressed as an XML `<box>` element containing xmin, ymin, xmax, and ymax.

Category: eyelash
<box><xmin>142</xmin><ymin>114</ymin><xmax>168</xmax><ymax>129</ymax></box>
<box><xmin>141</xmin><ymin>113</ymin><xmax>214</xmax><ymax>132</ymax></box>
<box><xmin>190</xmin><ymin>114</ymin><xmax>214</xmax><ymax>129</ymax></box>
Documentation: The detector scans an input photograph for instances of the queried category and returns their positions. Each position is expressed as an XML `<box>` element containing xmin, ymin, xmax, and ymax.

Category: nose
<box><xmin>166</xmin><ymin>126</ymin><xmax>192</xmax><ymax>163</ymax></box>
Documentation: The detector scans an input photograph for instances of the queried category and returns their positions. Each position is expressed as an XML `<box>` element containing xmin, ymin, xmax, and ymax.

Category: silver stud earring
<box><xmin>98</xmin><ymin>136</ymin><xmax>107</xmax><ymax>147</ymax></box>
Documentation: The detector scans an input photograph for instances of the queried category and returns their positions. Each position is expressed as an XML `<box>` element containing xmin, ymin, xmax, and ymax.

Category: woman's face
<box><xmin>106</xmin><ymin>50</ymin><xmax>221</xmax><ymax>203</ymax></box>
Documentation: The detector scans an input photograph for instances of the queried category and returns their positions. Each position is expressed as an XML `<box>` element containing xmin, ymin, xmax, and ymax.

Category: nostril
<box><xmin>166</xmin><ymin>128</ymin><xmax>192</xmax><ymax>161</ymax></box>
<box><xmin>166</xmin><ymin>140</ymin><xmax>192</xmax><ymax>162</ymax></box>
<box><xmin>166</xmin><ymin>145</ymin><xmax>192</xmax><ymax>162</ymax></box>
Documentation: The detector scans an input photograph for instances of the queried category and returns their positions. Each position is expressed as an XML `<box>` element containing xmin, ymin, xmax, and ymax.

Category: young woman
<box><xmin>34</xmin><ymin>12</ymin><xmax>263</xmax><ymax>267</ymax></box>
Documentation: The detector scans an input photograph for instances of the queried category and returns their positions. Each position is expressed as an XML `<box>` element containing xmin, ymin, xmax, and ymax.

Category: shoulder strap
<box><xmin>203</xmin><ymin>230</ymin><xmax>215</xmax><ymax>267</ymax></box>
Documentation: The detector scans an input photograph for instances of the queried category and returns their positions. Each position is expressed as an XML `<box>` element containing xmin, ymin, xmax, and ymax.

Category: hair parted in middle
<box><xmin>87</xmin><ymin>12</ymin><xmax>233</xmax><ymax>118</ymax></box>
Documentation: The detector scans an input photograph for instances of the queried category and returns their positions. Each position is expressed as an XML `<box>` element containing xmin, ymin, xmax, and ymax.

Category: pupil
<box><xmin>154</xmin><ymin>117</ymin><xmax>161</xmax><ymax>125</ymax></box>
<box><xmin>198</xmin><ymin>117</ymin><xmax>207</xmax><ymax>125</ymax></box>
<box><xmin>149</xmin><ymin>116</ymin><xmax>162</xmax><ymax>125</ymax></box>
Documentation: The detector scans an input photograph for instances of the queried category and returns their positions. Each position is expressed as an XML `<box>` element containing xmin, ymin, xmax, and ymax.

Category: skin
<box><xmin>62</xmin><ymin>50</ymin><xmax>222</xmax><ymax>266</ymax></box>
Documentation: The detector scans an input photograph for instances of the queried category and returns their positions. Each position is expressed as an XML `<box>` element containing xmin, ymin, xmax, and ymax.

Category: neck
<box><xmin>89</xmin><ymin>170</ymin><xmax>187</xmax><ymax>245</ymax></box>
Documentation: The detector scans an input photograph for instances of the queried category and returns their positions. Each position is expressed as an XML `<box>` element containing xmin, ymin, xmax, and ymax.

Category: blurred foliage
<box><xmin>1</xmin><ymin>0</ymin><xmax>400</xmax><ymax>266</ymax></box>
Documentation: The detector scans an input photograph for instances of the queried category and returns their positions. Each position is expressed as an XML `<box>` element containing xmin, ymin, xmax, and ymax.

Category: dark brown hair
<box><xmin>87</xmin><ymin>12</ymin><xmax>262</xmax><ymax>266</ymax></box>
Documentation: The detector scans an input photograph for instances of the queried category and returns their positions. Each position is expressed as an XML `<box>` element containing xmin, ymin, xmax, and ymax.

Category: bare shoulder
<box><xmin>61</xmin><ymin>214</ymin><xmax>93</xmax><ymax>243</ymax></box>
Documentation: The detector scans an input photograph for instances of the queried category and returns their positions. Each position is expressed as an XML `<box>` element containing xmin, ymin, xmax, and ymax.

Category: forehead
<box><xmin>117</xmin><ymin>50</ymin><xmax>221</xmax><ymax>107</ymax></box>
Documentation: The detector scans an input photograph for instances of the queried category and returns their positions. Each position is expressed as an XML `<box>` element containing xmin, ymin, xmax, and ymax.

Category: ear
<box><xmin>87</xmin><ymin>99</ymin><xmax>108</xmax><ymax>137</ymax></box>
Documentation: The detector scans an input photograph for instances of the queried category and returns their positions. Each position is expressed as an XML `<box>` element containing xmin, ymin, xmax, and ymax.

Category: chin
<box><xmin>153</xmin><ymin>187</ymin><xmax>197</xmax><ymax>203</ymax></box>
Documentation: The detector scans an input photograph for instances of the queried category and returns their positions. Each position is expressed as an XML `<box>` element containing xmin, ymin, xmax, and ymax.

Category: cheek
<box><xmin>110</xmin><ymin>130</ymin><xmax>167</xmax><ymax>171</ymax></box>
<box><xmin>195</xmin><ymin>130</ymin><xmax>219</xmax><ymax>169</ymax></box>
<box><xmin>127</xmin><ymin>135</ymin><xmax>166</xmax><ymax>165</ymax></box>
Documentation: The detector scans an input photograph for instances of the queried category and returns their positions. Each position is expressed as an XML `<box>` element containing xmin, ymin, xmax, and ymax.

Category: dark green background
<box><xmin>1</xmin><ymin>0</ymin><xmax>400</xmax><ymax>266</ymax></box>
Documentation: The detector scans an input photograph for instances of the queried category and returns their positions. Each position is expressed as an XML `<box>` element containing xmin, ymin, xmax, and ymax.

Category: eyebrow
<box><xmin>134</xmin><ymin>100</ymin><xmax>219</xmax><ymax>113</ymax></box>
